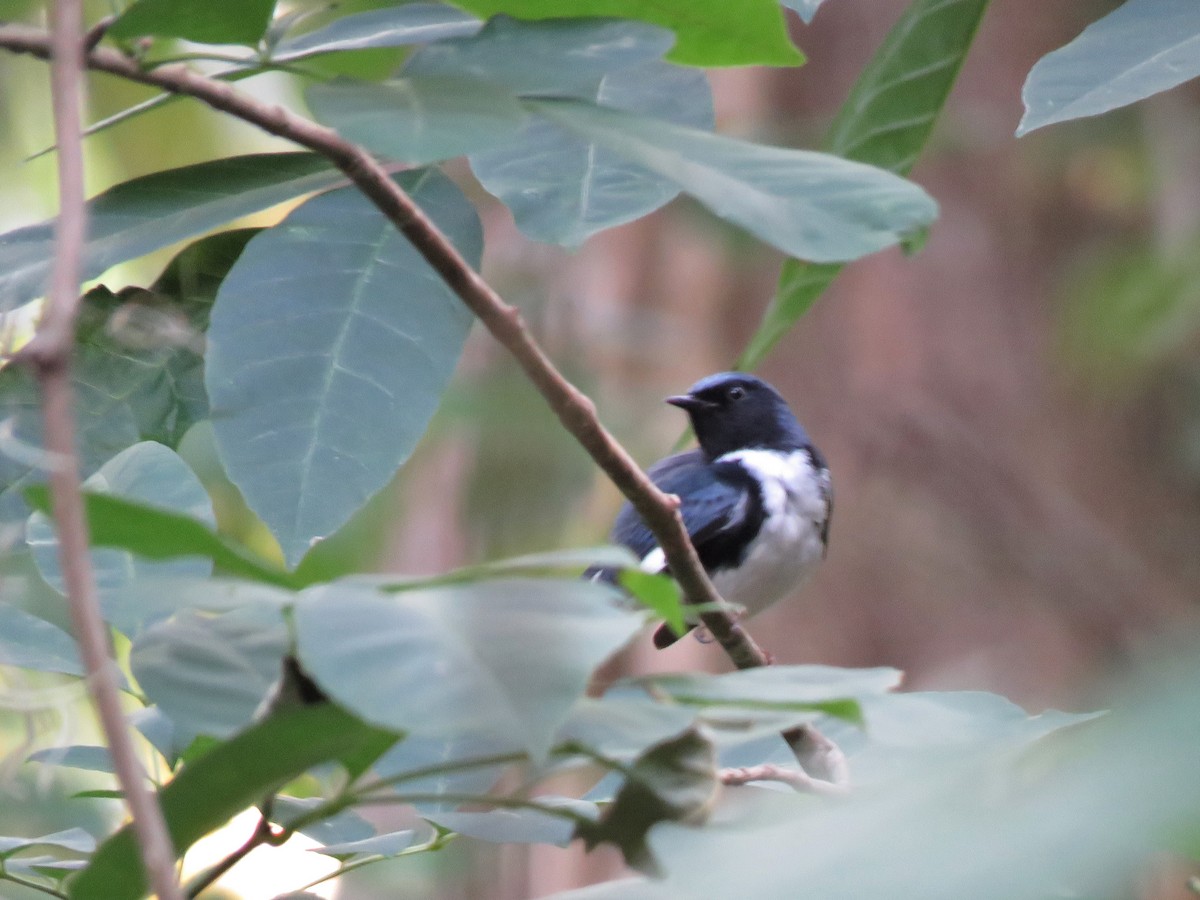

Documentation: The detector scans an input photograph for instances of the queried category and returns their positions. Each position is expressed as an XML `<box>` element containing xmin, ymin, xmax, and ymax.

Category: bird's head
<box><xmin>666</xmin><ymin>372</ymin><xmax>808</xmax><ymax>459</ymax></box>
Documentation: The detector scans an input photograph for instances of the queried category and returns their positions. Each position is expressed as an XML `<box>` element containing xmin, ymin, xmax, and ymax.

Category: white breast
<box><xmin>710</xmin><ymin>448</ymin><xmax>830</xmax><ymax>618</ymax></box>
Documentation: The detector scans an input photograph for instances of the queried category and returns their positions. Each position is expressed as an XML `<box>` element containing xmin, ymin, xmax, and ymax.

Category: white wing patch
<box><xmin>712</xmin><ymin>448</ymin><xmax>829</xmax><ymax>618</ymax></box>
<box><xmin>639</xmin><ymin>547</ymin><xmax>666</xmax><ymax>573</ymax></box>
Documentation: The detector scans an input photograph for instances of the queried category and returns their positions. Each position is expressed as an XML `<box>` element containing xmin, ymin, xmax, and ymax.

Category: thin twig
<box><xmin>0</xmin><ymin>23</ymin><xmax>844</xmax><ymax>778</ymax></box>
<box><xmin>183</xmin><ymin>814</ymin><xmax>286</xmax><ymax>899</ymax></box>
<box><xmin>14</xmin><ymin>8</ymin><xmax>181</xmax><ymax>899</ymax></box>
<box><xmin>719</xmin><ymin>763</ymin><xmax>848</xmax><ymax>796</ymax></box>
<box><xmin>0</xmin><ymin>870</ymin><xmax>69</xmax><ymax>899</ymax></box>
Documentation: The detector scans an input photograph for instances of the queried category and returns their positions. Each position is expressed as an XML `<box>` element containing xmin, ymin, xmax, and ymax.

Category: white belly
<box><xmin>711</xmin><ymin>448</ymin><xmax>829</xmax><ymax>618</ymax></box>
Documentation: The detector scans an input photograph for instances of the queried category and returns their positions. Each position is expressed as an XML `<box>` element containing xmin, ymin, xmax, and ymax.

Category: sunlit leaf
<box><xmin>0</xmin><ymin>154</ymin><xmax>340</xmax><ymax>312</ymax></box>
<box><xmin>444</xmin><ymin>0</ymin><xmax>802</xmax><ymax>66</ymax></box>
<box><xmin>23</xmin><ymin>488</ymin><xmax>297</xmax><ymax>591</ymax></box>
<box><xmin>109</xmin><ymin>0</ymin><xmax>276</xmax><ymax>46</ymax></box>
<box><xmin>206</xmin><ymin>169</ymin><xmax>481</xmax><ymax>565</ymax></box>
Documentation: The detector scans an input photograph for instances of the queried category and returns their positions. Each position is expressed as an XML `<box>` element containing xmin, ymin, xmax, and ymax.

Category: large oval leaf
<box><xmin>27</xmin><ymin>442</ymin><xmax>215</xmax><ymax>634</ymax></box>
<box><xmin>529</xmin><ymin>99</ymin><xmax>938</xmax><ymax>264</ymax></box>
<box><xmin>205</xmin><ymin>168</ymin><xmax>481</xmax><ymax>565</ymax></box>
<box><xmin>470</xmin><ymin>61</ymin><xmax>713</xmax><ymax>247</ymax></box>
<box><xmin>1018</xmin><ymin>0</ymin><xmax>1200</xmax><ymax>136</ymax></box>
<box><xmin>293</xmin><ymin>578</ymin><xmax>643</xmax><ymax>759</ymax></box>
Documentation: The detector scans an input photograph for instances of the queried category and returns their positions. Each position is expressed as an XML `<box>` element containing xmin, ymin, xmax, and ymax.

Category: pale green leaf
<box><xmin>205</xmin><ymin>169</ymin><xmax>481</xmax><ymax>565</ymax></box>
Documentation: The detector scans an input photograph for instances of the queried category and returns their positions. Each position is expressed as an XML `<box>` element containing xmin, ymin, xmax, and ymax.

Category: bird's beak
<box><xmin>666</xmin><ymin>394</ymin><xmax>716</xmax><ymax>412</ymax></box>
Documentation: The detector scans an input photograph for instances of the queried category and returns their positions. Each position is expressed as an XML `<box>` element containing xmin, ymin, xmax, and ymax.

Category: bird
<box><xmin>602</xmin><ymin>372</ymin><xmax>831</xmax><ymax>648</ymax></box>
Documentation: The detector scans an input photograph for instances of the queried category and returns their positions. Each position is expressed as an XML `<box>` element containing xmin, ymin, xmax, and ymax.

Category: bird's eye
<box><xmin>728</xmin><ymin>386</ymin><xmax>746</xmax><ymax>401</ymax></box>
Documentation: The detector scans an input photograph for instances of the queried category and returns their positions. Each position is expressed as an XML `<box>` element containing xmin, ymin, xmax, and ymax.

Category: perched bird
<box><xmin>607</xmin><ymin>372</ymin><xmax>831</xmax><ymax>648</ymax></box>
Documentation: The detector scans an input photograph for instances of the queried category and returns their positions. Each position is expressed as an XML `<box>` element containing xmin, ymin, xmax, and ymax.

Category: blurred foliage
<box><xmin>1</xmin><ymin>0</ymin><xmax>1199</xmax><ymax>898</ymax></box>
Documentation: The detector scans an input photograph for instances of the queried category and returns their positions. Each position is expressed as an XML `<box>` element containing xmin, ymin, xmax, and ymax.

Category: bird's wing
<box><xmin>612</xmin><ymin>449</ymin><xmax>754</xmax><ymax>569</ymax></box>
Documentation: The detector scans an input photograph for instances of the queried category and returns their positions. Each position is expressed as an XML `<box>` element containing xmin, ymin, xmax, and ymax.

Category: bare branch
<box><xmin>0</xmin><ymin>23</ymin><xmax>844</xmax><ymax>777</ymax></box>
<box><xmin>719</xmin><ymin>763</ymin><xmax>847</xmax><ymax>796</ymax></box>
<box><xmin>15</xmin><ymin>8</ymin><xmax>181</xmax><ymax>899</ymax></box>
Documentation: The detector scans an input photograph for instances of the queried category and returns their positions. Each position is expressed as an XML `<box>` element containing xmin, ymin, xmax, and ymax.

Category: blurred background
<box><xmin>2</xmin><ymin>0</ymin><xmax>1200</xmax><ymax>897</ymax></box>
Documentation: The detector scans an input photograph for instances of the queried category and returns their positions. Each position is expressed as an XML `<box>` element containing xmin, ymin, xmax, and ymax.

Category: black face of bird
<box><xmin>666</xmin><ymin>373</ymin><xmax>807</xmax><ymax>458</ymax></box>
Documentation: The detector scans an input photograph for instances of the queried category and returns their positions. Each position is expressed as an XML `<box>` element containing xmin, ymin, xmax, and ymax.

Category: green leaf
<box><xmin>738</xmin><ymin>0</ymin><xmax>990</xmax><ymax>369</ymax></box>
<box><xmin>27</xmin><ymin>745</ymin><xmax>116</xmax><ymax>775</ymax></box>
<box><xmin>0</xmin><ymin>602</ymin><xmax>82</xmax><ymax>676</ymax></box>
<box><xmin>23</xmin><ymin>487</ymin><xmax>297</xmax><ymax>590</ymax></box>
<box><xmin>556</xmin><ymin>696</ymin><xmax>696</xmax><ymax>761</ymax></box>
<box><xmin>109</xmin><ymin>0</ymin><xmax>277</xmax><ymax>46</ymax></box>
<box><xmin>444</xmin><ymin>0</ymin><xmax>802</xmax><ymax>66</ymax></box>
<box><xmin>206</xmin><ymin>169</ymin><xmax>482</xmax><ymax>566</ymax></box>
<box><xmin>130</xmin><ymin>605</ymin><xmax>289</xmax><ymax>738</ymax></box>
<box><xmin>1018</xmin><ymin>0</ymin><xmax>1200</xmax><ymax>136</ymax></box>
<box><xmin>576</xmin><ymin>728</ymin><xmax>717</xmax><ymax>872</ymax></box>
<box><xmin>311</xmin><ymin>829</ymin><xmax>416</xmax><ymax>860</ymax></box>
<box><xmin>639</xmin><ymin>665</ymin><xmax>901</xmax><ymax>723</ymax></box>
<box><xmin>307</xmin><ymin>17</ymin><xmax>683</xmax><ymax>167</ymax></box>
<box><xmin>429</xmin><ymin>798</ymin><xmax>597</xmax><ymax>846</ymax></box>
<box><xmin>573</xmin><ymin>662</ymin><xmax>1200</xmax><ymax>900</ymax></box>
<box><xmin>0</xmin><ymin>153</ymin><xmax>339</xmax><ymax>311</ymax></box>
<box><xmin>293</xmin><ymin>578</ymin><xmax>643</xmax><ymax>759</ymax></box>
<box><xmin>371</xmin><ymin>733</ymin><xmax>521</xmax><ymax>812</ymax></box>
<box><xmin>273</xmin><ymin>4</ymin><xmax>483</xmax><ymax>62</ymax></box>
<box><xmin>71</xmin><ymin>790</ymin><xmax>126</xmax><ymax>801</ymax></box>
<box><xmin>69</xmin><ymin>705</ymin><xmax>396</xmax><ymax>900</ymax></box>
<box><xmin>403</xmin><ymin>16</ymin><xmax>675</xmax><ymax>95</ymax></box>
<box><xmin>0</xmin><ymin>828</ymin><xmax>95</xmax><ymax>858</ymax></box>
<box><xmin>306</xmin><ymin>76</ymin><xmax>526</xmax><ymax>164</ymax></box>
<box><xmin>64</xmin><ymin>6</ymin><xmax>485</xmax><ymax>151</ymax></box>
<box><xmin>618</xmin><ymin>570</ymin><xmax>685</xmax><ymax>636</ymax></box>
<box><xmin>470</xmin><ymin>60</ymin><xmax>713</xmax><ymax>247</ymax></box>
<box><xmin>529</xmin><ymin>99</ymin><xmax>938</xmax><ymax>264</ymax></box>
<box><xmin>27</xmin><ymin>443</ymin><xmax>215</xmax><ymax>628</ymax></box>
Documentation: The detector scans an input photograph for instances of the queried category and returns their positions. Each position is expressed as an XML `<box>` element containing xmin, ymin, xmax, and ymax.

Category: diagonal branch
<box><xmin>0</xmin><ymin>23</ymin><xmax>844</xmax><ymax>783</ymax></box>
<box><xmin>13</xmin><ymin>8</ymin><xmax>182</xmax><ymax>900</ymax></box>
